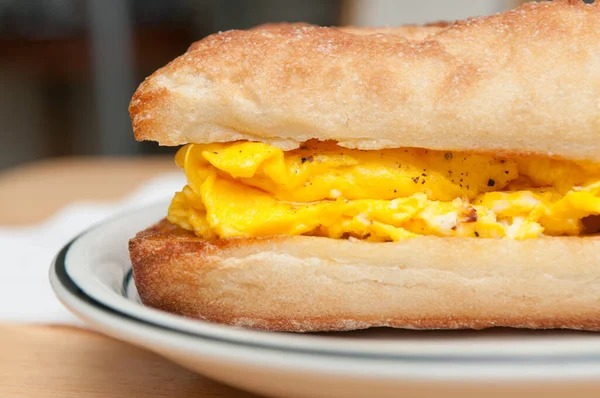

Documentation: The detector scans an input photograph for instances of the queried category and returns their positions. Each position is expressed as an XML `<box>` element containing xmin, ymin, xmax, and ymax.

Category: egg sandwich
<box><xmin>129</xmin><ymin>0</ymin><xmax>600</xmax><ymax>332</ymax></box>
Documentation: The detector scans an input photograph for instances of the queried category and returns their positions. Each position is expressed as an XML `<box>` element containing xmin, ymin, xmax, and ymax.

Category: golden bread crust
<box><xmin>251</xmin><ymin>22</ymin><xmax>450</xmax><ymax>40</ymax></box>
<box><xmin>129</xmin><ymin>220</ymin><xmax>600</xmax><ymax>332</ymax></box>
<box><xmin>130</xmin><ymin>0</ymin><xmax>600</xmax><ymax>161</ymax></box>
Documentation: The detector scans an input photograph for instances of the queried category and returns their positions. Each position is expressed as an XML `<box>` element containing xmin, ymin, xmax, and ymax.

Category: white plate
<box><xmin>51</xmin><ymin>202</ymin><xmax>600</xmax><ymax>398</ymax></box>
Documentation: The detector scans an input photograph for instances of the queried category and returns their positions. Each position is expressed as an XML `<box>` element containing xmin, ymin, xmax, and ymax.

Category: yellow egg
<box><xmin>168</xmin><ymin>141</ymin><xmax>600</xmax><ymax>241</ymax></box>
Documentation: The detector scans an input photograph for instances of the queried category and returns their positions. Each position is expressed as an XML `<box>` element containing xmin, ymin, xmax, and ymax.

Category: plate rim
<box><xmin>57</xmin><ymin>202</ymin><xmax>600</xmax><ymax>363</ymax></box>
<box><xmin>54</xmin><ymin>253</ymin><xmax>600</xmax><ymax>385</ymax></box>
<box><xmin>51</xmin><ymin>240</ymin><xmax>600</xmax><ymax>385</ymax></box>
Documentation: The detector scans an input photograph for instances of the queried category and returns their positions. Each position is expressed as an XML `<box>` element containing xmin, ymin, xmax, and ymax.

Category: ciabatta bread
<box><xmin>130</xmin><ymin>220</ymin><xmax>600</xmax><ymax>332</ymax></box>
<box><xmin>130</xmin><ymin>0</ymin><xmax>600</xmax><ymax>161</ymax></box>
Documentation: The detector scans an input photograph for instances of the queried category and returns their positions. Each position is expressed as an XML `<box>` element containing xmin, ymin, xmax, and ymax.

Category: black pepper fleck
<box><xmin>412</xmin><ymin>177</ymin><xmax>419</xmax><ymax>183</ymax></box>
<box><xmin>487</xmin><ymin>179</ymin><xmax>495</xmax><ymax>187</ymax></box>
<box><xmin>444</xmin><ymin>152</ymin><xmax>453</xmax><ymax>160</ymax></box>
<box><xmin>474</xmin><ymin>231</ymin><xmax>480</xmax><ymax>237</ymax></box>
<box><xmin>463</xmin><ymin>207</ymin><xmax>478</xmax><ymax>223</ymax></box>
<box><xmin>504</xmin><ymin>170</ymin><xmax>509</xmax><ymax>174</ymax></box>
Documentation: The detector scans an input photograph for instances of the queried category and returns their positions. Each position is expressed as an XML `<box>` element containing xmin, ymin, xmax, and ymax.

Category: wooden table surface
<box><xmin>0</xmin><ymin>157</ymin><xmax>256</xmax><ymax>397</ymax></box>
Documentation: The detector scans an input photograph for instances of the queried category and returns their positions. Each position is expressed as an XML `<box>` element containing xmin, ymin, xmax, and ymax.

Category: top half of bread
<box><xmin>129</xmin><ymin>0</ymin><xmax>600</xmax><ymax>162</ymax></box>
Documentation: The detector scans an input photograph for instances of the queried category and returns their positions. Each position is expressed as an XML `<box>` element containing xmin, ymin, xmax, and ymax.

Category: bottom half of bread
<box><xmin>129</xmin><ymin>219</ymin><xmax>600</xmax><ymax>332</ymax></box>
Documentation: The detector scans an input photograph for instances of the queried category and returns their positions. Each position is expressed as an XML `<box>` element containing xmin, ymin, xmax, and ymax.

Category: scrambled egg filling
<box><xmin>168</xmin><ymin>140</ymin><xmax>600</xmax><ymax>241</ymax></box>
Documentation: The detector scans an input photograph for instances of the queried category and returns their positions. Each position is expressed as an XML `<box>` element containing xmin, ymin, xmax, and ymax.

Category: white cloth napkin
<box><xmin>0</xmin><ymin>172</ymin><xmax>185</xmax><ymax>324</ymax></box>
